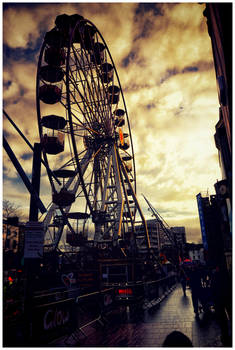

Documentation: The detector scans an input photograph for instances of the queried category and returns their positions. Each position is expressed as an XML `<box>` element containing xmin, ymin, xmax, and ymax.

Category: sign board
<box><xmin>24</xmin><ymin>221</ymin><xmax>44</xmax><ymax>259</ymax></box>
<box><xmin>196</xmin><ymin>194</ymin><xmax>208</xmax><ymax>251</ymax></box>
<box><xmin>32</xmin><ymin>299</ymin><xmax>76</xmax><ymax>345</ymax></box>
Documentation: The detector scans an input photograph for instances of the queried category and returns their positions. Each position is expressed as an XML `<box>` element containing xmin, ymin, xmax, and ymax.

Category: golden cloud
<box><xmin>3</xmin><ymin>3</ymin><xmax>222</xmax><ymax>242</ymax></box>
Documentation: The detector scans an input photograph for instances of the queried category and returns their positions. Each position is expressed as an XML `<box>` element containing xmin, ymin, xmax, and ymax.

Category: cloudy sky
<box><xmin>3</xmin><ymin>2</ymin><xmax>222</xmax><ymax>243</ymax></box>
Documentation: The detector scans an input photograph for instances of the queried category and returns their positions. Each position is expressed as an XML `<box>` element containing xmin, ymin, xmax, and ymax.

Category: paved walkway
<box><xmin>53</xmin><ymin>284</ymin><xmax>224</xmax><ymax>347</ymax></box>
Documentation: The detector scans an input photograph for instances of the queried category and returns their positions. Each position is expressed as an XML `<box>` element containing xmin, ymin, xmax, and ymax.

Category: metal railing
<box><xmin>143</xmin><ymin>273</ymin><xmax>177</xmax><ymax>308</ymax></box>
<box><xmin>3</xmin><ymin>274</ymin><xmax>177</xmax><ymax>346</ymax></box>
<box><xmin>64</xmin><ymin>274</ymin><xmax>178</xmax><ymax>345</ymax></box>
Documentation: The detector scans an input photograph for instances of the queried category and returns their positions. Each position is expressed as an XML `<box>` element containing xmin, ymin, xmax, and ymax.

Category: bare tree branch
<box><xmin>3</xmin><ymin>200</ymin><xmax>22</xmax><ymax>220</ymax></box>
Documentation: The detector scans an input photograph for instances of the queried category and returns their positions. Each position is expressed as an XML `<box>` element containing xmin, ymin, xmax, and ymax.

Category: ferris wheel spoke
<box><xmin>110</xmin><ymin>145</ymin><xmax>124</xmax><ymax>241</ymax></box>
<box><xmin>68</xmin><ymin>57</ymin><xmax>103</xmax><ymax>126</ymax></box>
<box><xmin>66</xmin><ymin>73</ymin><xmax>97</xmax><ymax>130</ymax></box>
<box><xmin>85</xmin><ymin>61</ymin><xmax>108</xmax><ymax>126</ymax></box>
<box><xmin>69</xmin><ymin>149</ymin><xmax>93</xmax><ymax>192</ymax></box>
<box><xmin>59</xmin><ymin>99</ymin><xmax>90</xmax><ymax>134</ymax></box>
<box><xmin>100</xmin><ymin>150</ymin><xmax>112</xmax><ymax>211</ymax></box>
<box><xmin>71</xmin><ymin>43</ymin><xmax>112</xmax><ymax>134</ymax></box>
<box><xmin>71</xmin><ymin>45</ymin><xmax>105</xmax><ymax>118</ymax></box>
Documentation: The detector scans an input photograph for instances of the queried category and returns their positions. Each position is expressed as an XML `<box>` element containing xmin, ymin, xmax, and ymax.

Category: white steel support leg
<box><xmin>111</xmin><ymin>145</ymin><xmax>124</xmax><ymax>244</ymax></box>
<box><xmin>117</xmin><ymin>151</ymin><xmax>151</xmax><ymax>250</ymax></box>
<box><xmin>101</xmin><ymin>149</ymin><xmax>112</xmax><ymax>212</ymax></box>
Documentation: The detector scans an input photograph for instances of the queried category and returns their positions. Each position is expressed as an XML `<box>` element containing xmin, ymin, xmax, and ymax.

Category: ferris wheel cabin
<box><xmin>41</xmin><ymin>115</ymin><xmax>66</xmax><ymax>155</ymax></box>
<box><xmin>52</xmin><ymin>188</ymin><xmax>76</xmax><ymax>207</ymax></box>
<box><xmin>39</xmin><ymin>84</ymin><xmax>62</xmax><ymax>104</ymax></box>
<box><xmin>114</xmin><ymin>109</ymin><xmax>125</xmax><ymax>127</ymax></box>
<box><xmin>101</xmin><ymin>63</ymin><xmax>114</xmax><ymax>83</ymax></box>
<box><xmin>120</xmin><ymin>138</ymin><xmax>130</xmax><ymax>150</ymax></box>
<box><xmin>40</xmin><ymin>65</ymin><xmax>64</xmax><ymax>83</ymax></box>
<box><xmin>44</xmin><ymin>46</ymin><xmax>66</xmax><ymax>66</ymax></box>
<box><xmin>65</xmin><ymin>212</ymin><xmax>90</xmax><ymax>247</ymax></box>
<box><xmin>52</xmin><ymin>169</ymin><xmax>76</xmax><ymax>207</ymax></box>
<box><xmin>108</xmin><ymin>85</ymin><xmax>120</xmax><ymax>104</ymax></box>
<box><xmin>90</xmin><ymin>42</ymin><xmax>106</xmax><ymax>65</ymax></box>
<box><xmin>55</xmin><ymin>13</ymin><xmax>97</xmax><ymax>49</ymax></box>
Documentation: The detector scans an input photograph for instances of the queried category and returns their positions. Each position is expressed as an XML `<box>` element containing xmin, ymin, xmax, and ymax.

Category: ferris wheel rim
<box><xmin>36</xmin><ymin>38</ymin><xmax>60</xmax><ymax>192</ymax></box>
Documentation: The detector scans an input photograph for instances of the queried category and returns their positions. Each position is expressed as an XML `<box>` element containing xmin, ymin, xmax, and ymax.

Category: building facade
<box><xmin>135</xmin><ymin>219</ymin><xmax>179</xmax><ymax>253</ymax></box>
<box><xmin>135</xmin><ymin>219</ymin><xmax>160</xmax><ymax>254</ymax></box>
<box><xmin>203</xmin><ymin>3</ymin><xmax>232</xmax><ymax>274</ymax></box>
<box><xmin>135</xmin><ymin>220</ymin><xmax>186</xmax><ymax>265</ymax></box>
<box><xmin>186</xmin><ymin>243</ymin><xmax>205</xmax><ymax>265</ymax></box>
<box><xmin>204</xmin><ymin>3</ymin><xmax>232</xmax><ymax>156</ymax></box>
<box><xmin>3</xmin><ymin>219</ymin><xmax>25</xmax><ymax>270</ymax></box>
<box><xmin>196</xmin><ymin>192</ymin><xmax>230</xmax><ymax>271</ymax></box>
<box><xmin>170</xmin><ymin>226</ymin><xmax>186</xmax><ymax>246</ymax></box>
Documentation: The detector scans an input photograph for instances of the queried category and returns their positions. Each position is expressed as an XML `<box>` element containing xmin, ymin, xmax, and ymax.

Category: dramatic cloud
<box><xmin>3</xmin><ymin>3</ymin><xmax>222</xmax><ymax>243</ymax></box>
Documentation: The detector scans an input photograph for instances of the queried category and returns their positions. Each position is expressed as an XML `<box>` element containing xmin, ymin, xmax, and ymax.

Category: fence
<box><xmin>143</xmin><ymin>273</ymin><xmax>177</xmax><ymax>309</ymax></box>
<box><xmin>3</xmin><ymin>273</ymin><xmax>177</xmax><ymax>346</ymax></box>
<box><xmin>63</xmin><ymin>273</ymin><xmax>178</xmax><ymax>345</ymax></box>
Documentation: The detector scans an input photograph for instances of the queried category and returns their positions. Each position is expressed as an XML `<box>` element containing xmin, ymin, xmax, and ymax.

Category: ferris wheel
<box><xmin>36</xmin><ymin>14</ymin><xmax>149</xmax><ymax>254</ymax></box>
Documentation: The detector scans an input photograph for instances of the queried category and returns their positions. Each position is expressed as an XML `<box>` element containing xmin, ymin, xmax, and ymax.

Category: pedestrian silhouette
<box><xmin>179</xmin><ymin>267</ymin><xmax>188</xmax><ymax>296</ymax></box>
<box><xmin>162</xmin><ymin>331</ymin><xmax>193</xmax><ymax>347</ymax></box>
<box><xmin>188</xmin><ymin>263</ymin><xmax>203</xmax><ymax>317</ymax></box>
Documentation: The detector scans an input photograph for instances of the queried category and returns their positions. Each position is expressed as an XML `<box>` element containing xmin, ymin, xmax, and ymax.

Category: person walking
<box><xmin>179</xmin><ymin>266</ymin><xmax>188</xmax><ymax>297</ymax></box>
<box><xmin>188</xmin><ymin>263</ymin><xmax>203</xmax><ymax>317</ymax></box>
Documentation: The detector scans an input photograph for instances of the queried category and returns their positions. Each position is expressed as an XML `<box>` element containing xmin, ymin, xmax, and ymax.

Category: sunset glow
<box><xmin>3</xmin><ymin>3</ymin><xmax>222</xmax><ymax>242</ymax></box>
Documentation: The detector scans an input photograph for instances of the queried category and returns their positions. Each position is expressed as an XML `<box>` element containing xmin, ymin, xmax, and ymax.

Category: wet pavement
<box><xmin>52</xmin><ymin>284</ymin><xmax>224</xmax><ymax>347</ymax></box>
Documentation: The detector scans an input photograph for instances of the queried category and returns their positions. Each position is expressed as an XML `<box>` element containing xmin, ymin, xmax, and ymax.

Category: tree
<box><xmin>3</xmin><ymin>200</ymin><xmax>22</xmax><ymax>221</ymax></box>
